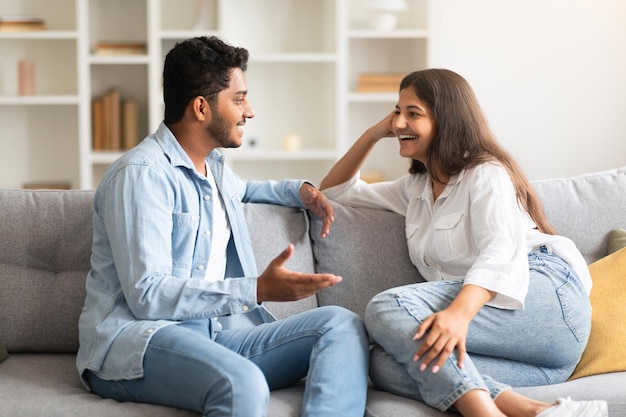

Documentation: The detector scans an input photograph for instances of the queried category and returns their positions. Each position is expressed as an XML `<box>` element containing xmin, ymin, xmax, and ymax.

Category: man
<box><xmin>76</xmin><ymin>36</ymin><xmax>369</xmax><ymax>417</ymax></box>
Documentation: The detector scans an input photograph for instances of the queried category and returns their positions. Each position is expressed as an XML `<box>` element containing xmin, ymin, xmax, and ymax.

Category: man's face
<box><xmin>206</xmin><ymin>68</ymin><xmax>255</xmax><ymax>148</ymax></box>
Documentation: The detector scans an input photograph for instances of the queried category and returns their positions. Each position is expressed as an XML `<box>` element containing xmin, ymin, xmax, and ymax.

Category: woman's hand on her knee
<box><xmin>412</xmin><ymin>284</ymin><xmax>495</xmax><ymax>372</ymax></box>
<box><xmin>411</xmin><ymin>308</ymin><xmax>470</xmax><ymax>373</ymax></box>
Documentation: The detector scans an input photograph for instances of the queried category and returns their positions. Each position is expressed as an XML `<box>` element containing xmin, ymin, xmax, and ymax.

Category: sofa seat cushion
<box><xmin>0</xmin><ymin>354</ymin><xmax>198</xmax><ymax>417</ymax></box>
<box><xmin>0</xmin><ymin>354</ymin><xmax>316</xmax><ymax>417</ymax></box>
<box><xmin>569</xmin><ymin>247</ymin><xmax>626</xmax><ymax>380</ymax></box>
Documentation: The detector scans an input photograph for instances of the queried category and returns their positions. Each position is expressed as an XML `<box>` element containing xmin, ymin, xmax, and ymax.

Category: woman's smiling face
<box><xmin>393</xmin><ymin>87</ymin><xmax>436</xmax><ymax>164</ymax></box>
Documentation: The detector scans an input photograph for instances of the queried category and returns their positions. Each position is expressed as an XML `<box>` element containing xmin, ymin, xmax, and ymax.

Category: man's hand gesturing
<box><xmin>257</xmin><ymin>244</ymin><xmax>342</xmax><ymax>302</ymax></box>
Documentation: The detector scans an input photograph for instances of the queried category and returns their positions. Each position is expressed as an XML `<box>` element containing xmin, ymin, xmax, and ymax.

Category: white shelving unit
<box><xmin>0</xmin><ymin>0</ymin><xmax>81</xmax><ymax>189</ymax></box>
<box><xmin>341</xmin><ymin>0</ymin><xmax>431</xmax><ymax>181</ymax></box>
<box><xmin>0</xmin><ymin>0</ymin><xmax>430</xmax><ymax>190</ymax></box>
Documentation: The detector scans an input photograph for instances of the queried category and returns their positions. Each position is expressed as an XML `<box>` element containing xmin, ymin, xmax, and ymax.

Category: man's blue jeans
<box><xmin>364</xmin><ymin>248</ymin><xmax>592</xmax><ymax>412</ymax></box>
<box><xmin>85</xmin><ymin>305</ymin><xmax>369</xmax><ymax>417</ymax></box>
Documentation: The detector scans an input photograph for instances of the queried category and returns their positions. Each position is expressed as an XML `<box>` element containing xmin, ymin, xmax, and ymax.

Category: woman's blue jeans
<box><xmin>85</xmin><ymin>305</ymin><xmax>369</xmax><ymax>417</ymax></box>
<box><xmin>364</xmin><ymin>247</ymin><xmax>592</xmax><ymax>412</ymax></box>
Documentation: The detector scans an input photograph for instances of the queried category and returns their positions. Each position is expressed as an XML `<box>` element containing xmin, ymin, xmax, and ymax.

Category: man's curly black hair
<box><xmin>163</xmin><ymin>36</ymin><xmax>249</xmax><ymax>125</ymax></box>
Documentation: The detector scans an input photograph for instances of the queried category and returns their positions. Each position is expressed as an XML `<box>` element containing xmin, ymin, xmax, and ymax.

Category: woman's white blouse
<box><xmin>323</xmin><ymin>163</ymin><xmax>592</xmax><ymax>310</ymax></box>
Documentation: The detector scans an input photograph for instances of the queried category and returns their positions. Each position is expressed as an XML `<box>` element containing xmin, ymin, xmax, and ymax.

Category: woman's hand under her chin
<box><xmin>367</xmin><ymin>111</ymin><xmax>397</xmax><ymax>142</ymax></box>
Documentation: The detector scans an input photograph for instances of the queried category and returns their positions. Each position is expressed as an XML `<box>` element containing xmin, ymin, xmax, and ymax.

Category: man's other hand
<box><xmin>299</xmin><ymin>182</ymin><xmax>334</xmax><ymax>238</ymax></box>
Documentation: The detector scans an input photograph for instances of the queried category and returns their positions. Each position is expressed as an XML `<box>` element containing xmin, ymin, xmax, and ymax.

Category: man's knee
<box><xmin>317</xmin><ymin>305</ymin><xmax>367</xmax><ymax>339</ymax></box>
<box><xmin>203</xmin><ymin>359</ymin><xmax>269</xmax><ymax>416</ymax></box>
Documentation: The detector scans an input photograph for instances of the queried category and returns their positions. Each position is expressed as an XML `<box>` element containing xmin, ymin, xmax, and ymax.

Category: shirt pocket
<box><xmin>171</xmin><ymin>212</ymin><xmax>199</xmax><ymax>269</ymax></box>
<box><xmin>433</xmin><ymin>211</ymin><xmax>469</xmax><ymax>262</ymax></box>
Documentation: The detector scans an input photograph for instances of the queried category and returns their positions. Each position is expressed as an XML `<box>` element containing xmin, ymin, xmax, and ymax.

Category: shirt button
<box><xmin>242</xmin><ymin>305</ymin><xmax>249</xmax><ymax>312</ymax></box>
<box><xmin>205</xmin><ymin>230</ymin><xmax>211</xmax><ymax>236</ymax></box>
<box><xmin>204</xmin><ymin>194</ymin><xmax>211</xmax><ymax>201</ymax></box>
<box><xmin>191</xmin><ymin>215</ymin><xmax>198</xmax><ymax>222</ymax></box>
<box><xmin>147</xmin><ymin>328</ymin><xmax>155</xmax><ymax>334</ymax></box>
<box><xmin>197</xmin><ymin>265</ymin><xmax>205</xmax><ymax>271</ymax></box>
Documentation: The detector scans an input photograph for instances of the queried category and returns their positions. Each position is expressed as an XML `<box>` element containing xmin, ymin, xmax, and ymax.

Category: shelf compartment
<box><xmin>0</xmin><ymin>106</ymin><xmax>79</xmax><ymax>189</ymax></box>
<box><xmin>348</xmin><ymin>38</ymin><xmax>427</xmax><ymax>93</ymax></box>
<box><xmin>88</xmin><ymin>0</ymin><xmax>147</xmax><ymax>53</ymax></box>
<box><xmin>221</xmin><ymin>0</ymin><xmax>336</xmax><ymax>55</ymax></box>
<box><xmin>241</xmin><ymin>61</ymin><xmax>337</xmax><ymax>153</ymax></box>
<box><xmin>160</xmin><ymin>0</ymin><xmax>219</xmax><ymax>32</ymax></box>
<box><xmin>0</xmin><ymin>39</ymin><xmax>77</xmax><ymax>95</ymax></box>
<box><xmin>0</xmin><ymin>0</ymin><xmax>77</xmax><ymax>31</ymax></box>
<box><xmin>348</xmin><ymin>0</ymin><xmax>428</xmax><ymax>31</ymax></box>
<box><xmin>90</xmin><ymin>64</ymin><xmax>150</xmax><ymax>147</ymax></box>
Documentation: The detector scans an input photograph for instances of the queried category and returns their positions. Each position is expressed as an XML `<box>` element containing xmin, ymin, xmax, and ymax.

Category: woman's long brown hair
<box><xmin>402</xmin><ymin>69</ymin><xmax>556</xmax><ymax>235</ymax></box>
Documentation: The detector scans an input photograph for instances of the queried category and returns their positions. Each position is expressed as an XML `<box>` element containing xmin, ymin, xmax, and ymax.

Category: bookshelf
<box><xmin>0</xmin><ymin>0</ymin><xmax>430</xmax><ymax>189</ymax></box>
<box><xmin>0</xmin><ymin>0</ymin><xmax>80</xmax><ymax>190</ymax></box>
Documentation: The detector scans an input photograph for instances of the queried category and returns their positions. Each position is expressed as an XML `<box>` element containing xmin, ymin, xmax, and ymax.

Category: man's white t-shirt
<box><xmin>204</xmin><ymin>164</ymin><xmax>231</xmax><ymax>282</ymax></box>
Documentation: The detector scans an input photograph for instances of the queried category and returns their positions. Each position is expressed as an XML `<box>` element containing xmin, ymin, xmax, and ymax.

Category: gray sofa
<box><xmin>1</xmin><ymin>165</ymin><xmax>625</xmax><ymax>417</ymax></box>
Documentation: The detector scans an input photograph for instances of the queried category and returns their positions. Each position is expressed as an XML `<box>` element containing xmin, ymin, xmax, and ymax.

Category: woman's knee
<box><xmin>364</xmin><ymin>289</ymin><xmax>398</xmax><ymax>337</ymax></box>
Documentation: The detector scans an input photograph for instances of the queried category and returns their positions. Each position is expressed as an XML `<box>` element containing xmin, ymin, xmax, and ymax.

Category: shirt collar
<box><xmin>415</xmin><ymin>169</ymin><xmax>466</xmax><ymax>201</ymax></box>
<box><xmin>154</xmin><ymin>122</ymin><xmax>225</xmax><ymax>169</ymax></box>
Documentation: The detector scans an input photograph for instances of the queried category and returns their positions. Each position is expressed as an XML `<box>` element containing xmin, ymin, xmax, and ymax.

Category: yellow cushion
<box><xmin>608</xmin><ymin>228</ymin><xmax>626</xmax><ymax>255</ymax></box>
<box><xmin>569</xmin><ymin>247</ymin><xmax>626</xmax><ymax>379</ymax></box>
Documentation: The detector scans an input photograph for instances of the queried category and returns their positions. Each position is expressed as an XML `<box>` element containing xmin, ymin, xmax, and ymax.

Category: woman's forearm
<box><xmin>320</xmin><ymin>112</ymin><xmax>396</xmax><ymax>190</ymax></box>
<box><xmin>319</xmin><ymin>131</ymin><xmax>378</xmax><ymax>190</ymax></box>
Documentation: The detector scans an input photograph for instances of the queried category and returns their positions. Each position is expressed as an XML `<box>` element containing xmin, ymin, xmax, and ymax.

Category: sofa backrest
<box><xmin>0</xmin><ymin>188</ymin><xmax>316</xmax><ymax>353</ymax></box>
<box><xmin>311</xmin><ymin>166</ymin><xmax>626</xmax><ymax>316</ymax></box>
<box><xmin>1</xmin><ymin>166</ymin><xmax>624</xmax><ymax>352</ymax></box>
<box><xmin>311</xmin><ymin>204</ymin><xmax>424</xmax><ymax>317</ymax></box>
<box><xmin>0</xmin><ymin>189</ymin><xmax>94</xmax><ymax>353</ymax></box>
<box><xmin>532</xmin><ymin>166</ymin><xmax>626</xmax><ymax>264</ymax></box>
<box><xmin>243</xmin><ymin>203</ymin><xmax>318</xmax><ymax>319</ymax></box>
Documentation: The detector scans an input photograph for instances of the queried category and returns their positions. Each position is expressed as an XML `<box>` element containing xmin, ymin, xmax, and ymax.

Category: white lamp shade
<box><xmin>367</xmin><ymin>0</ymin><xmax>408</xmax><ymax>12</ymax></box>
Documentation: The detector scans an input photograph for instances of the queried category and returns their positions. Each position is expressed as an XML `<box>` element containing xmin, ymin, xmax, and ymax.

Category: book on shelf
<box><xmin>95</xmin><ymin>41</ymin><xmax>146</xmax><ymax>56</ymax></box>
<box><xmin>122</xmin><ymin>99</ymin><xmax>139</xmax><ymax>150</ymax></box>
<box><xmin>92</xmin><ymin>99</ymin><xmax>104</xmax><ymax>151</ymax></box>
<box><xmin>0</xmin><ymin>15</ymin><xmax>45</xmax><ymax>32</ymax></box>
<box><xmin>356</xmin><ymin>73</ymin><xmax>405</xmax><ymax>93</ymax></box>
<box><xmin>109</xmin><ymin>89</ymin><xmax>121</xmax><ymax>150</ymax></box>
<box><xmin>93</xmin><ymin>89</ymin><xmax>140</xmax><ymax>151</ymax></box>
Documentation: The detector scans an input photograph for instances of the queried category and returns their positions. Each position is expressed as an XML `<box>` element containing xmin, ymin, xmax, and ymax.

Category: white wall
<box><xmin>429</xmin><ymin>0</ymin><xmax>626</xmax><ymax>180</ymax></box>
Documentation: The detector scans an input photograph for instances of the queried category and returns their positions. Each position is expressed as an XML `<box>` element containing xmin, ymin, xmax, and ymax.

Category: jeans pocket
<box><xmin>556</xmin><ymin>279</ymin><xmax>591</xmax><ymax>343</ymax></box>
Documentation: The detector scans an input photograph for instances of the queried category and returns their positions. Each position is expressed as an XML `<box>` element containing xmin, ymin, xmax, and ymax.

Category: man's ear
<box><xmin>191</xmin><ymin>96</ymin><xmax>211</xmax><ymax>122</ymax></box>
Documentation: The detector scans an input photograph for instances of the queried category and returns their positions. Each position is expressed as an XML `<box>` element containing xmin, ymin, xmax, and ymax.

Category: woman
<box><xmin>320</xmin><ymin>69</ymin><xmax>607</xmax><ymax>417</ymax></box>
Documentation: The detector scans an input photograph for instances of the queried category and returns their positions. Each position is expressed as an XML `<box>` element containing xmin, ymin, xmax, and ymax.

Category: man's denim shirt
<box><xmin>76</xmin><ymin>122</ymin><xmax>307</xmax><ymax>385</ymax></box>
